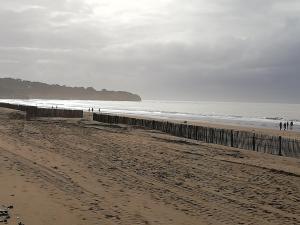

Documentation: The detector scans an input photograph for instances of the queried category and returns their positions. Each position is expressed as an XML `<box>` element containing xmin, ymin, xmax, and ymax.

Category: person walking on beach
<box><xmin>286</xmin><ymin>121</ymin><xmax>289</xmax><ymax>130</ymax></box>
<box><xmin>290</xmin><ymin>121</ymin><xmax>294</xmax><ymax>130</ymax></box>
<box><xmin>279</xmin><ymin>122</ymin><xmax>282</xmax><ymax>130</ymax></box>
<box><xmin>283</xmin><ymin>122</ymin><xmax>286</xmax><ymax>130</ymax></box>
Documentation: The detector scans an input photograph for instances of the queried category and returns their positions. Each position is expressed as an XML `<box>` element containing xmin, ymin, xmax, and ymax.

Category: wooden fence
<box><xmin>0</xmin><ymin>102</ymin><xmax>83</xmax><ymax>119</ymax></box>
<box><xmin>93</xmin><ymin>113</ymin><xmax>300</xmax><ymax>158</ymax></box>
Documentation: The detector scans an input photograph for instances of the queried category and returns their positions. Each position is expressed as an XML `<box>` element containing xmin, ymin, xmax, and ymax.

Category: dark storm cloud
<box><xmin>0</xmin><ymin>0</ymin><xmax>299</xmax><ymax>102</ymax></box>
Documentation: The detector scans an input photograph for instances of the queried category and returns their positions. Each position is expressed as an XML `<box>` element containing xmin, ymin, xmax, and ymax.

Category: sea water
<box><xmin>1</xmin><ymin>99</ymin><xmax>299</xmax><ymax>132</ymax></box>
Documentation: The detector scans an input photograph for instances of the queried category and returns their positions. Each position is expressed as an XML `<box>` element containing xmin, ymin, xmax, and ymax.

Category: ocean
<box><xmin>1</xmin><ymin>99</ymin><xmax>299</xmax><ymax>132</ymax></box>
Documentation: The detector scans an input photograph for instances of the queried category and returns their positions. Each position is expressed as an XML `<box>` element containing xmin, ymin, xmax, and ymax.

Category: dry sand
<box><xmin>0</xmin><ymin>108</ymin><xmax>300</xmax><ymax>225</ymax></box>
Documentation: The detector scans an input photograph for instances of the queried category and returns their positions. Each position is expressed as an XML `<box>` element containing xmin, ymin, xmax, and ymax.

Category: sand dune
<box><xmin>0</xmin><ymin>108</ymin><xmax>300</xmax><ymax>225</ymax></box>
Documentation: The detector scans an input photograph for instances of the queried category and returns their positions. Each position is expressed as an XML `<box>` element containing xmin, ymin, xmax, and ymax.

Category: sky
<box><xmin>0</xmin><ymin>0</ymin><xmax>300</xmax><ymax>102</ymax></box>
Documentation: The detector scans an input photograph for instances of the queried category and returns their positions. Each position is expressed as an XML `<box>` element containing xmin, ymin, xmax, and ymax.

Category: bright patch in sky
<box><xmin>0</xmin><ymin>0</ymin><xmax>299</xmax><ymax>102</ymax></box>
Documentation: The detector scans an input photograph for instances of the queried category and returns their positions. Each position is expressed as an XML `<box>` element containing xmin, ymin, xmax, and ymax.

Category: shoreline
<box><xmin>1</xmin><ymin>99</ymin><xmax>299</xmax><ymax>132</ymax></box>
<box><xmin>101</xmin><ymin>112</ymin><xmax>300</xmax><ymax>140</ymax></box>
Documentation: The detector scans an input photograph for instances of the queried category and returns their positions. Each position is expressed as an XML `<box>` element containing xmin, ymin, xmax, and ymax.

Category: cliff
<box><xmin>0</xmin><ymin>78</ymin><xmax>141</xmax><ymax>101</ymax></box>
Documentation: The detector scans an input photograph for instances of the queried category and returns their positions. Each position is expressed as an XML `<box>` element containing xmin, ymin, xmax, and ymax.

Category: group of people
<box><xmin>279</xmin><ymin>121</ymin><xmax>294</xmax><ymax>131</ymax></box>
<box><xmin>88</xmin><ymin>108</ymin><xmax>101</xmax><ymax>113</ymax></box>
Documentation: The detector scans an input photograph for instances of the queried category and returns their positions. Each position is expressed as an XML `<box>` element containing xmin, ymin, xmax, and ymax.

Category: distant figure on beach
<box><xmin>286</xmin><ymin>121</ymin><xmax>289</xmax><ymax>130</ymax></box>
<box><xmin>283</xmin><ymin>122</ymin><xmax>286</xmax><ymax>130</ymax></box>
<box><xmin>290</xmin><ymin>121</ymin><xmax>294</xmax><ymax>130</ymax></box>
<box><xmin>88</xmin><ymin>108</ymin><xmax>90</xmax><ymax>112</ymax></box>
<box><xmin>99</xmin><ymin>108</ymin><xmax>101</xmax><ymax>112</ymax></box>
<box><xmin>92</xmin><ymin>108</ymin><xmax>94</xmax><ymax>112</ymax></box>
<box><xmin>279</xmin><ymin>122</ymin><xmax>282</xmax><ymax>130</ymax></box>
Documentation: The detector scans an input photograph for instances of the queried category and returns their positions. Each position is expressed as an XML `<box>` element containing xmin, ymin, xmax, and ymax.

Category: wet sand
<box><xmin>0</xmin><ymin>108</ymin><xmax>300</xmax><ymax>225</ymax></box>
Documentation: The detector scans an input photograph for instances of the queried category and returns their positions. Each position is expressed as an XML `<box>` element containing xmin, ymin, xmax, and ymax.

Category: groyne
<box><xmin>1</xmin><ymin>102</ymin><xmax>298</xmax><ymax>158</ymax></box>
<box><xmin>93</xmin><ymin>113</ymin><xmax>300</xmax><ymax>158</ymax></box>
<box><xmin>0</xmin><ymin>102</ymin><xmax>83</xmax><ymax>119</ymax></box>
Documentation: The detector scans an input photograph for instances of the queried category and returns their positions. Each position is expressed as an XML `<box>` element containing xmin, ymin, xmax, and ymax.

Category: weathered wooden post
<box><xmin>231</xmin><ymin>130</ymin><xmax>234</xmax><ymax>147</ymax></box>
<box><xmin>252</xmin><ymin>133</ymin><xmax>256</xmax><ymax>151</ymax></box>
<box><xmin>279</xmin><ymin>136</ymin><xmax>282</xmax><ymax>156</ymax></box>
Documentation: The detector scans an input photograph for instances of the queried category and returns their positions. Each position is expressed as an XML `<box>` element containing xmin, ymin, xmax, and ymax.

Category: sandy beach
<box><xmin>1</xmin><ymin>107</ymin><xmax>300</xmax><ymax>225</ymax></box>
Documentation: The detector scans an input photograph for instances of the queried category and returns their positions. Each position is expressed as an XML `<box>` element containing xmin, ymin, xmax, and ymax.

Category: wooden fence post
<box><xmin>231</xmin><ymin>130</ymin><xmax>234</xmax><ymax>147</ymax></box>
<box><xmin>279</xmin><ymin>136</ymin><xmax>282</xmax><ymax>156</ymax></box>
<box><xmin>252</xmin><ymin>133</ymin><xmax>256</xmax><ymax>151</ymax></box>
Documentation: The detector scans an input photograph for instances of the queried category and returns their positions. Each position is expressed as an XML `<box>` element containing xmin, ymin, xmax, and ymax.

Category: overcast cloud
<box><xmin>0</xmin><ymin>0</ymin><xmax>300</xmax><ymax>102</ymax></box>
